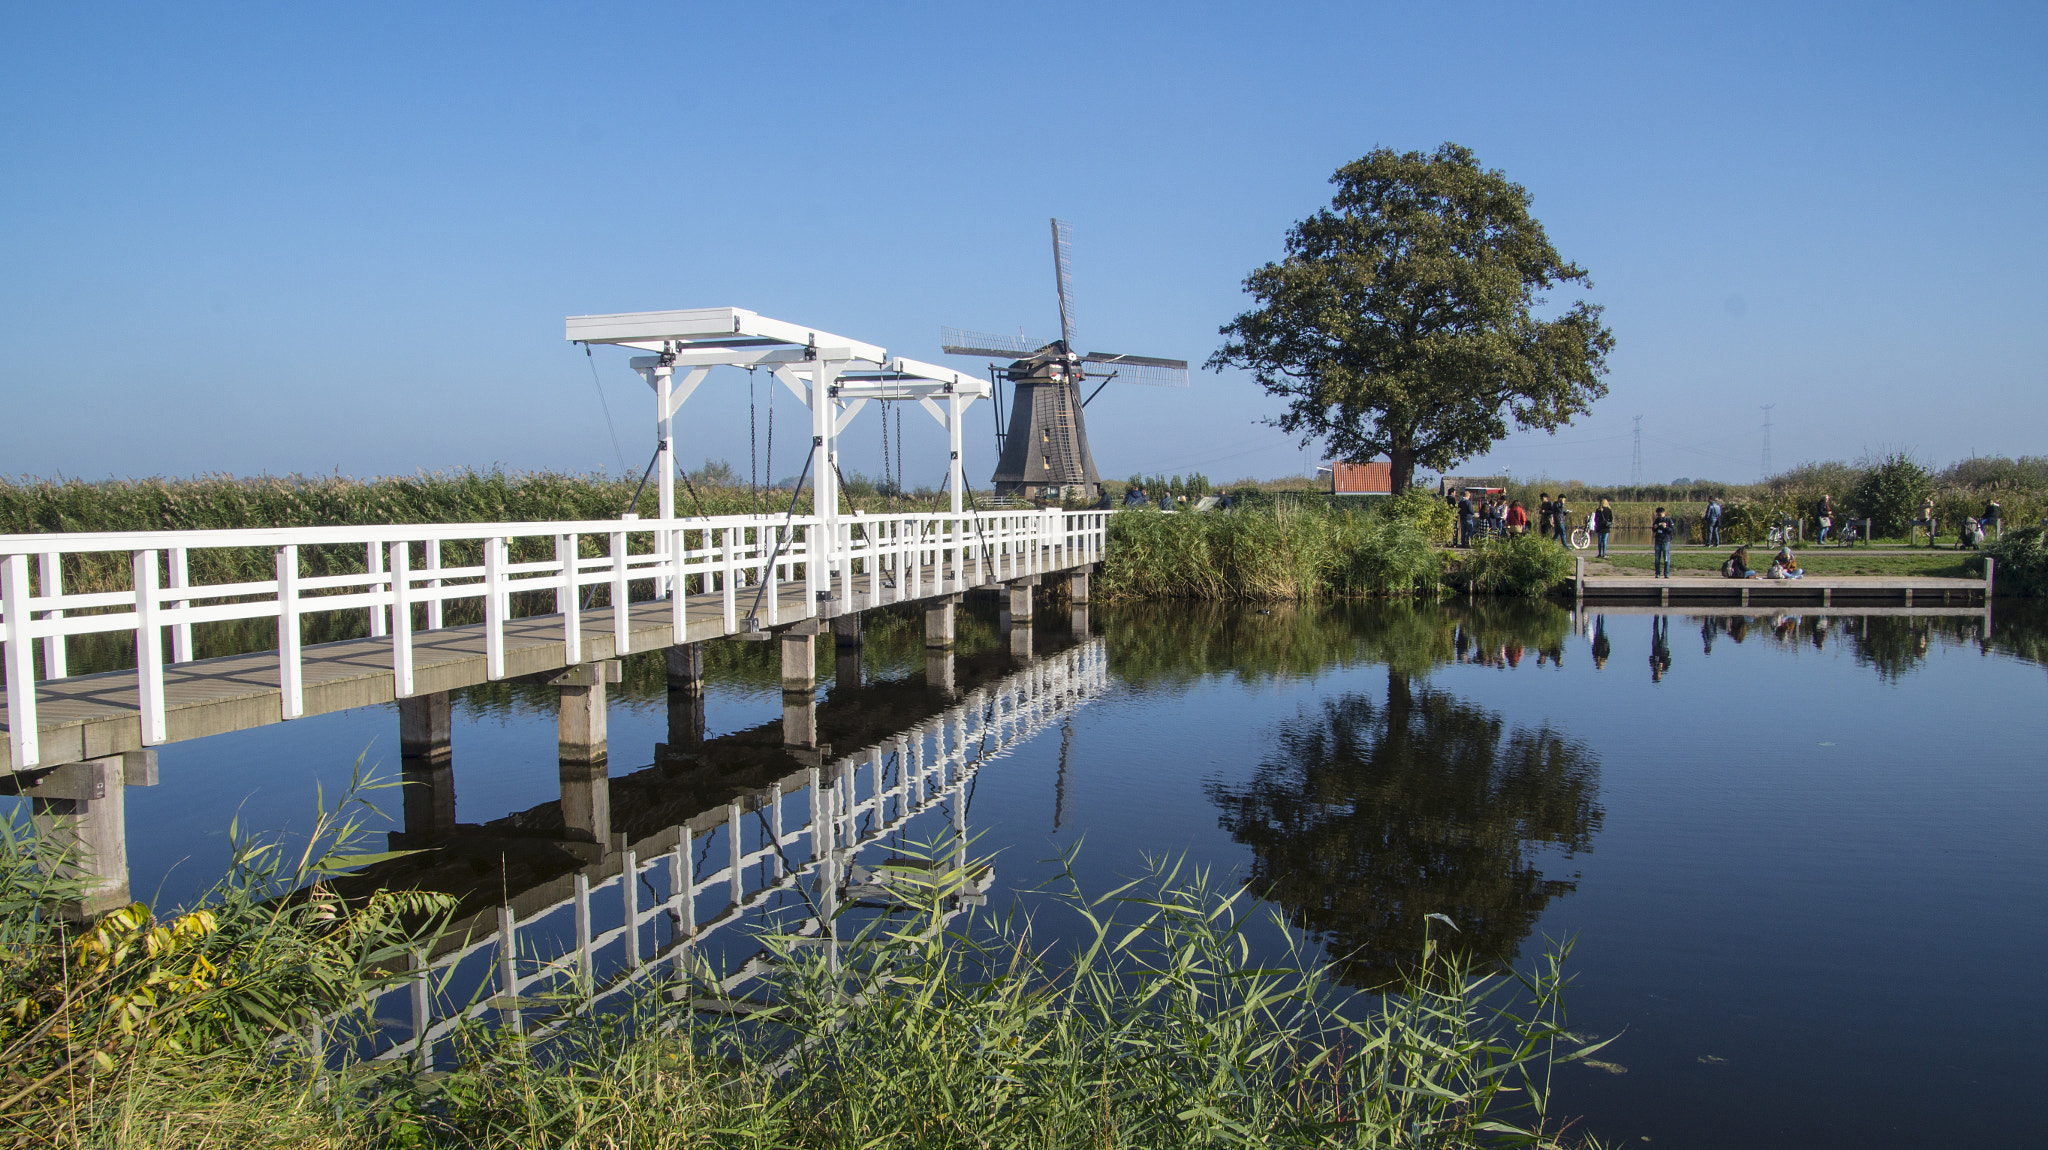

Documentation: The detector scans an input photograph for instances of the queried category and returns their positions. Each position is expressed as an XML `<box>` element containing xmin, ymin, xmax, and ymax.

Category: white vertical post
<box><xmin>277</xmin><ymin>545</ymin><xmax>303</xmax><ymax>719</ymax></box>
<box><xmin>655</xmin><ymin>364</ymin><xmax>675</xmax><ymax>599</ymax></box>
<box><xmin>655</xmin><ymin>364</ymin><xmax>675</xmax><ymax>527</ymax></box>
<box><xmin>573</xmin><ymin>870</ymin><xmax>593</xmax><ymax>995</ymax></box>
<box><xmin>37</xmin><ymin>552</ymin><xmax>67</xmax><ymax>679</ymax></box>
<box><xmin>769</xmin><ymin>782</ymin><xmax>785</xmax><ymax>878</ymax></box>
<box><xmin>948</xmin><ymin>390</ymin><xmax>965</xmax><ymax>516</ymax></box>
<box><xmin>557</xmin><ymin>533</ymin><xmax>580</xmax><ymax>665</ymax></box>
<box><xmin>811</xmin><ymin>360</ymin><xmax>837</xmax><ymax>597</ymax></box>
<box><xmin>496</xmin><ymin>905</ymin><xmax>521</xmax><ymax>1031</ymax></box>
<box><xmin>621</xmin><ymin>848</ymin><xmax>641</xmax><ymax>970</ymax></box>
<box><xmin>670</xmin><ymin>527</ymin><xmax>688</xmax><ymax>644</ymax></box>
<box><xmin>3</xmin><ymin>555</ymin><xmax>40</xmax><ymax>769</ymax></box>
<box><xmin>677</xmin><ymin>835</ymin><xmax>696</xmax><ymax>937</ymax></box>
<box><xmin>425</xmin><ymin>538</ymin><xmax>444</xmax><ymax>631</ymax></box>
<box><xmin>411</xmin><ymin>950</ymin><xmax>434</xmax><ymax>1066</ymax></box>
<box><xmin>610</xmin><ymin>530</ymin><xmax>631</xmax><ymax>655</ymax></box>
<box><xmin>390</xmin><ymin>542</ymin><xmax>414</xmax><ymax>698</ymax></box>
<box><xmin>367</xmin><ymin>539</ymin><xmax>387</xmax><ymax>638</ymax></box>
<box><xmin>484</xmin><ymin>536</ymin><xmax>506</xmax><ymax>681</ymax></box>
<box><xmin>166</xmin><ymin>546</ymin><xmax>191</xmax><ymax>665</ymax></box>
<box><xmin>728</xmin><ymin>801</ymin><xmax>744</xmax><ymax>907</ymax></box>
<box><xmin>721</xmin><ymin>528</ymin><xmax>738</xmax><ymax>633</ymax></box>
<box><xmin>135</xmin><ymin>550</ymin><xmax>167</xmax><ymax>743</ymax></box>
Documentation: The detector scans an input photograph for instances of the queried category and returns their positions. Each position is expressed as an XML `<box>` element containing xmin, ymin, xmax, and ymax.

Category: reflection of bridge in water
<box><xmin>348</xmin><ymin>625</ymin><xmax>1106</xmax><ymax>1064</ymax></box>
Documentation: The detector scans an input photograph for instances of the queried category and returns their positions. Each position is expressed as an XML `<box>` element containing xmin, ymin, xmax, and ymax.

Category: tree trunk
<box><xmin>1388</xmin><ymin>442</ymin><xmax>1417</xmax><ymax>494</ymax></box>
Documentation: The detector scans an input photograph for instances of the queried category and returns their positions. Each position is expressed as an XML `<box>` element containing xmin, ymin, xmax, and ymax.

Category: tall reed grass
<box><xmin>1098</xmin><ymin>493</ymin><xmax>1453</xmax><ymax>603</ymax></box>
<box><xmin>1</xmin><ymin>779</ymin><xmax>1607</xmax><ymax>1148</ymax></box>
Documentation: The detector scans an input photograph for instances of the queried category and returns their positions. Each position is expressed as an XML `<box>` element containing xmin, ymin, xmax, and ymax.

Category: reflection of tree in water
<box><xmin>1210</xmin><ymin>669</ymin><xmax>1602</xmax><ymax>988</ymax></box>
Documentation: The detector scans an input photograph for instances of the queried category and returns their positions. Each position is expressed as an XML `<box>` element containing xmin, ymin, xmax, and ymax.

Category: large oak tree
<box><xmin>1210</xmin><ymin>144</ymin><xmax>1614</xmax><ymax>492</ymax></box>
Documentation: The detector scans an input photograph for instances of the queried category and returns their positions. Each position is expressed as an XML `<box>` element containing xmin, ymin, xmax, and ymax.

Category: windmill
<box><xmin>941</xmin><ymin>218</ymin><xmax>1187</xmax><ymax>500</ymax></box>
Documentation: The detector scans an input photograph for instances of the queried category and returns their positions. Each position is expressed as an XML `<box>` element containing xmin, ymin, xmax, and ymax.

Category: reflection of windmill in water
<box><xmin>942</xmin><ymin>218</ymin><xmax>1188</xmax><ymax>501</ymax></box>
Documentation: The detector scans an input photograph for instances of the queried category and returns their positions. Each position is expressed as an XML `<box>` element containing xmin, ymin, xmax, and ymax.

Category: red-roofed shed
<box><xmin>1331</xmin><ymin>461</ymin><xmax>1393</xmax><ymax>495</ymax></box>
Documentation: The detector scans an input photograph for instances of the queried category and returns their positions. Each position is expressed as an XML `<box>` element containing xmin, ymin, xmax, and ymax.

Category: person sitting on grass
<box><xmin>1772</xmin><ymin>547</ymin><xmax>1803</xmax><ymax>579</ymax></box>
<box><xmin>1721</xmin><ymin>546</ymin><xmax>1760</xmax><ymax>579</ymax></box>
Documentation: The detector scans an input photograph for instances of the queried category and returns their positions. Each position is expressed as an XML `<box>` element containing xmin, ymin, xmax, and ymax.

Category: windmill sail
<box><xmin>939</xmin><ymin>326</ymin><xmax>1053</xmax><ymax>359</ymax></box>
<box><xmin>1051</xmin><ymin>218</ymin><xmax>1077</xmax><ymax>349</ymax></box>
<box><xmin>1082</xmin><ymin>352</ymin><xmax>1189</xmax><ymax>388</ymax></box>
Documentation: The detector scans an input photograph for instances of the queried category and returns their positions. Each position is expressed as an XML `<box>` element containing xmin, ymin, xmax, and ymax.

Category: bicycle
<box><xmin>1766</xmin><ymin>518</ymin><xmax>1799</xmax><ymax>548</ymax></box>
<box><xmin>1567</xmin><ymin>525</ymin><xmax>1592</xmax><ymax>550</ymax></box>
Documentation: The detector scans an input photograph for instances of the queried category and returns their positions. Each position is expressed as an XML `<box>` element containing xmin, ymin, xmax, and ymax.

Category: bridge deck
<box><xmin>2</xmin><ymin>557</ymin><xmax>1075</xmax><ymax>774</ymax></box>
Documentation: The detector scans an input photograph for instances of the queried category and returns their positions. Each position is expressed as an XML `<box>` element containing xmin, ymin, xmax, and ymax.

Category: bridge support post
<box><xmin>552</xmin><ymin>660</ymin><xmax>619</xmax><ymax>766</ymax></box>
<box><xmin>397</xmin><ymin>760</ymin><xmax>457</xmax><ymax>847</ymax></box>
<box><xmin>783</xmin><ymin>693</ymin><xmax>818</xmax><ymax>749</ymax></box>
<box><xmin>1009</xmin><ymin>618</ymin><xmax>1035</xmax><ymax>662</ymax></box>
<box><xmin>665</xmin><ymin>643</ymin><xmax>704</xmax><ymax>695</ymax></box>
<box><xmin>1008</xmin><ymin>578</ymin><xmax>1037</xmax><ymax>622</ymax></box>
<box><xmin>558</xmin><ymin>761</ymin><xmax>611</xmax><ymax>848</ymax></box>
<box><xmin>781</xmin><ymin>633</ymin><xmax>817</xmax><ymax>693</ymax></box>
<box><xmin>925</xmin><ymin>594</ymin><xmax>960</xmax><ymax>649</ymax></box>
<box><xmin>399</xmin><ymin>692</ymin><xmax>452</xmax><ymax>762</ymax></box>
<box><xmin>926</xmin><ymin>650</ymin><xmax>958</xmax><ymax>697</ymax></box>
<box><xmin>19</xmin><ymin>754</ymin><xmax>151</xmax><ymax>920</ymax></box>
<box><xmin>1069</xmin><ymin>569</ymin><xmax>1090</xmax><ymax>605</ymax></box>
<box><xmin>834</xmin><ymin>612</ymin><xmax>863</xmax><ymax>648</ymax></box>
<box><xmin>656</xmin><ymin>689</ymin><xmax>706</xmax><ymax>767</ymax></box>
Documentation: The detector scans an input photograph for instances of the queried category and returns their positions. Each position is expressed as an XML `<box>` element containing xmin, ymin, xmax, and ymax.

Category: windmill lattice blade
<box><xmin>939</xmin><ymin>326</ymin><xmax>1049</xmax><ymax>357</ymax></box>
<box><xmin>1082</xmin><ymin>354</ymin><xmax>1189</xmax><ymax>389</ymax></box>
<box><xmin>1051</xmin><ymin>217</ymin><xmax>1077</xmax><ymax>350</ymax></box>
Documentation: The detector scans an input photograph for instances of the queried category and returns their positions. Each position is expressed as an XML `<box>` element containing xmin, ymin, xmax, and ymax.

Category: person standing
<box><xmin>1815</xmin><ymin>493</ymin><xmax>1834</xmax><ymax>545</ymax></box>
<box><xmin>1651</xmin><ymin>505</ymin><xmax>1675</xmax><ymax>578</ymax></box>
<box><xmin>1593</xmin><ymin>498</ymin><xmax>1615</xmax><ymax>558</ymax></box>
<box><xmin>1554</xmin><ymin>496</ymin><xmax>1572</xmax><ymax>544</ymax></box>
<box><xmin>1703</xmin><ymin>496</ymin><xmax>1723</xmax><ymax>547</ymax></box>
<box><xmin>1457</xmin><ymin>490</ymin><xmax>1477</xmax><ymax>547</ymax></box>
<box><xmin>1505</xmin><ymin>499</ymin><xmax>1529</xmax><ymax>535</ymax></box>
<box><xmin>1538</xmin><ymin>493</ymin><xmax>1555</xmax><ymax>540</ymax></box>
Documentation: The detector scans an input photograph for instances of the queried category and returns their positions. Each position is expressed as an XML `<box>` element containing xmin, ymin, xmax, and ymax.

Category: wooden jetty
<box><xmin>1575</xmin><ymin>557</ymin><xmax>1993</xmax><ymax>609</ymax></box>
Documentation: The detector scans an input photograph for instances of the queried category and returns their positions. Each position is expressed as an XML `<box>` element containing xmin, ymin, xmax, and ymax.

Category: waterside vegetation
<box><xmin>2</xmin><ymin>783</ymin><xmax>1608</xmax><ymax>1149</ymax></box>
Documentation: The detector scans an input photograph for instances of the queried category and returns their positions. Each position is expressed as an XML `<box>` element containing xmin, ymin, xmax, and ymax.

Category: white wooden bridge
<box><xmin>0</xmin><ymin>307</ymin><xmax>1113</xmax><ymax>918</ymax></box>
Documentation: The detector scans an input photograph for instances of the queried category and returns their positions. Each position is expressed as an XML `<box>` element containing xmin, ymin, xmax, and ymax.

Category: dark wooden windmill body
<box><xmin>943</xmin><ymin>219</ymin><xmax>1187</xmax><ymax>501</ymax></box>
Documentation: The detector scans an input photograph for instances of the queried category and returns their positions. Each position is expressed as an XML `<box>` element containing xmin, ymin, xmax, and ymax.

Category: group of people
<box><xmin>1452</xmin><ymin>491</ymin><xmax>1521</xmax><ymax>545</ymax></box>
<box><xmin>1719</xmin><ymin>545</ymin><xmax>1804</xmax><ymax>580</ymax></box>
<box><xmin>1119</xmin><ymin>484</ymin><xmax>1233</xmax><ymax>512</ymax></box>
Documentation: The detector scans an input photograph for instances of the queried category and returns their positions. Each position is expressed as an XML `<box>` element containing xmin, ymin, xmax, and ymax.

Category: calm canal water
<box><xmin>24</xmin><ymin>596</ymin><xmax>2048</xmax><ymax>1148</ymax></box>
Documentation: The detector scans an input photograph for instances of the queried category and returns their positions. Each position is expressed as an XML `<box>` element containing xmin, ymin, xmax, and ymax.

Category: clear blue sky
<box><xmin>4</xmin><ymin>2</ymin><xmax>2042</xmax><ymax>488</ymax></box>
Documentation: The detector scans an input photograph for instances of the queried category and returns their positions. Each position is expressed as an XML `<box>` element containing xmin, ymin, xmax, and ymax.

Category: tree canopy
<box><xmin>1209</xmin><ymin>144</ymin><xmax>1614</xmax><ymax>493</ymax></box>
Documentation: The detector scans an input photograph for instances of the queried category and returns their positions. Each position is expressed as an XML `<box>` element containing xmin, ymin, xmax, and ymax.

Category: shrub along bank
<box><xmin>1099</xmin><ymin>492</ymin><xmax>1573</xmax><ymax>601</ymax></box>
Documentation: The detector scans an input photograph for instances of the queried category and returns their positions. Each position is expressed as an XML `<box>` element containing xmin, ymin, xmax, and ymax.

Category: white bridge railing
<box><xmin>0</xmin><ymin>509</ymin><xmax>1108</xmax><ymax>771</ymax></box>
<box><xmin>362</xmin><ymin>639</ymin><xmax>1108</xmax><ymax>1066</ymax></box>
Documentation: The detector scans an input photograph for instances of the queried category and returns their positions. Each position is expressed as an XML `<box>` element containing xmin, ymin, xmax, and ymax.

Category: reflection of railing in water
<box><xmin>363</xmin><ymin>639</ymin><xmax>1108</xmax><ymax>1065</ymax></box>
